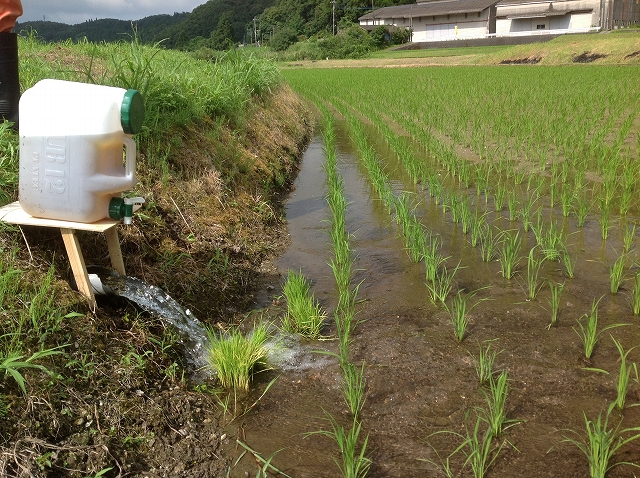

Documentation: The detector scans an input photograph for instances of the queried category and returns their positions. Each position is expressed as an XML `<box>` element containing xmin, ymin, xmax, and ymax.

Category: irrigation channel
<box><xmin>231</xmin><ymin>114</ymin><xmax>640</xmax><ymax>477</ymax></box>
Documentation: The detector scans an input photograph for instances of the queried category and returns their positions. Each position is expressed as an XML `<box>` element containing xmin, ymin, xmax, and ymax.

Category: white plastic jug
<box><xmin>18</xmin><ymin>79</ymin><xmax>145</xmax><ymax>223</ymax></box>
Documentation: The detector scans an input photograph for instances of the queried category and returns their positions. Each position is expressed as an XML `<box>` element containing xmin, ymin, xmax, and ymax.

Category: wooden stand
<box><xmin>0</xmin><ymin>201</ymin><xmax>126</xmax><ymax>307</ymax></box>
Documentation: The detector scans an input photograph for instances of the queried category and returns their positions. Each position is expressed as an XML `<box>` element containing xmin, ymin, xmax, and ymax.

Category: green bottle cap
<box><xmin>109</xmin><ymin>197</ymin><xmax>125</xmax><ymax>220</ymax></box>
<box><xmin>121</xmin><ymin>89</ymin><xmax>145</xmax><ymax>134</ymax></box>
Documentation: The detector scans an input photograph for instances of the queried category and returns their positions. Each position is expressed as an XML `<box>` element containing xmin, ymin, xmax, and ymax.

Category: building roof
<box><xmin>359</xmin><ymin>0</ymin><xmax>499</xmax><ymax>20</ymax></box>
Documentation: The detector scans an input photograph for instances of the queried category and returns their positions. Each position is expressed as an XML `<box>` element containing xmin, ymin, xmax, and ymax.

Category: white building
<box><xmin>358</xmin><ymin>0</ymin><xmax>634</xmax><ymax>42</ymax></box>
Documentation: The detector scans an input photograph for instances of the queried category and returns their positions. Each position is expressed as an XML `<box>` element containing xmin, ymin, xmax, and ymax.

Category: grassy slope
<box><xmin>281</xmin><ymin>30</ymin><xmax>640</xmax><ymax>67</ymax></box>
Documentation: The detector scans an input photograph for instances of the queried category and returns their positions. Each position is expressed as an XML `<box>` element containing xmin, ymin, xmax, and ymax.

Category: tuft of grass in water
<box><xmin>479</xmin><ymin>224</ymin><xmax>500</xmax><ymax>263</ymax></box>
<box><xmin>532</xmin><ymin>220</ymin><xmax>565</xmax><ymax>262</ymax></box>
<box><xmin>573</xmin><ymin>297</ymin><xmax>626</xmax><ymax>359</ymax></box>
<box><xmin>282</xmin><ymin>270</ymin><xmax>326</xmax><ymax>339</ymax></box>
<box><xmin>561</xmin><ymin>402</ymin><xmax>640</xmax><ymax>478</ymax></box>
<box><xmin>561</xmin><ymin>244</ymin><xmax>575</xmax><ymax>279</ymax></box>
<box><xmin>623</xmin><ymin>223</ymin><xmax>636</xmax><ymax>254</ymax></box>
<box><xmin>206</xmin><ymin>322</ymin><xmax>270</xmax><ymax>392</ymax></box>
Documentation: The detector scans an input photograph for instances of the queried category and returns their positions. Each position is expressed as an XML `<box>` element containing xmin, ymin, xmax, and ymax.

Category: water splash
<box><xmin>91</xmin><ymin>271</ymin><xmax>210</xmax><ymax>375</ymax></box>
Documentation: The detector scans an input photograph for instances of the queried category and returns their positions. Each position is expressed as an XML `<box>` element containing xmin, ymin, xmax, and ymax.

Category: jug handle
<box><xmin>123</xmin><ymin>136</ymin><xmax>136</xmax><ymax>179</ymax></box>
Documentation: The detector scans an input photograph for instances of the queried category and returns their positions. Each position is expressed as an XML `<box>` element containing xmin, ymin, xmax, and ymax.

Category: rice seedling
<box><xmin>606</xmin><ymin>336</ymin><xmax>638</xmax><ymax>411</ymax></box>
<box><xmin>307</xmin><ymin>414</ymin><xmax>371</xmax><ymax>478</ymax></box>
<box><xmin>493</xmin><ymin>182</ymin><xmax>506</xmax><ymax>212</ymax></box>
<box><xmin>598</xmin><ymin>203</ymin><xmax>611</xmax><ymax>241</ymax></box>
<box><xmin>526</xmin><ymin>247</ymin><xmax>544</xmax><ymax>300</ymax></box>
<box><xmin>470</xmin><ymin>340</ymin><xmax>502</xmax><ymax>385</ymax></box>
<box><xmin>506</xmin><ymin>190</ymin><xmax>518</xmax><ymax>222</ymax></box>
<box><xmin>560</xmin><ymin>184</ymin><xmax>574</xmax><ymax>218</ymax></box>
<box><xmin>608</xmin><ymin>252</ymin><xmax>627</xmax><ymax>295</ymax></box>
<box><xmin>423</xmin><ymin>233</ymin><xmax>446</xmax><ymax>283</ymax></box>
<box><xmin>445</xmin><ymin>289</ymin><xmax>481</xmax><ymax>342</ymax></box>
<box><xmin>479</xmin><ymin>371</ymin><xmax>518</xmax><ymax>439</ymax></box>
<box><xmin>426</xmin><ymin>261</ymin><xmax>462</xmax><ymax>305</ymax></box>
<box><xmin>573</xmin><ymin>297</ymin><xmax>626</xmax><ymax>359</ymax></box>
<box><xmin>532</xmin><ymin>219</ymin><xmax>564</xmax><ymax>262</ymax></box>
<box><xmin>622</xmin><ymin>223</ymin><xmax>636</xmax><ymax>254</ymax></box>
<box><xmin>498</xmin><ymin>229</ymin><xmax>522</xmax><ymax>280</ymax></box>
<box><xmin>630</xmin><ymin>271</ymin><xmax>640</xmax><ymax>316</ymax></box>
<box><xmin>561</xmin><ymin>244</ymin><xmax>575</xmax><ymax>279</ymax></box>
<box><xmin>281</xmin><ymin>270</ymin><xmax>327</xmax><ymax>339</ymax></box>
<box><xmin>561</xmin><ymin>402</ymin><xmax>640</xmax><ymax>478</ymax></box>
<box><xmin>519</xmin><ymin>191</ymin><xmax>539</xmax><ymax>233</ymax></box>
<box><xmin>206</xmin><ymin>321</ymin><xmax>271</xmax><ymax>392</ymax></box>
<box><xmin>463</xmin><ymin>414</ymin><xmax>506</xmax><ymax>478</ymax></box>
<box><xmin>469</xmin><ymin>211</ymin><xmax>488</xmax><ymax>248</ymax></box>
<box><xmin>479</xmin><ymin>225</ymin><xmax>500</xmax><ymax>263</ymax></box>
<box><xmin>574</xmin><ymin>188</ymin><xmax>590</xmax><ymax>228</ymax></box>
<box><xmin>341</xmin><ymin>361</ymin><xmax>367</xmax><ymax>419</ymax></box>
<box><xmin>547</xmin><ymin>281</ymin><xmax>565</xmax><ymax>328</ymax></box>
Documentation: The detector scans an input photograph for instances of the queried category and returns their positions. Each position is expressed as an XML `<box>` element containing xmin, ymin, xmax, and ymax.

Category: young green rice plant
<box><xmin>526</xmin><ymin>246</ymin><xmax>544</xmax><ymax>300</ymax></box>
<box><xmin>622</xmin><ymin>223</ymin><xmax>636</xmax><ymax>254</ymax></box>
<box><xmin>630</xmin><ymin>271</ymin><xmax>640</xmax><ymax>316</ymax></box>
<box><xmin>445</xmin><ymin>289</ymin><xmax>481</xmax><ymax>342</ymax></box>
<box><xmin>519</xmin><ymin>191</ymin><xmax>539</xmax><ymax>233</ymax></box>
<box><xmin>598</xmin><ymin>202</ymin><xmax>611</xmax><ymax>241</ymax></box>
<box><xmin>308</xmin><ymin>414</ymin><xmax>371</xmax><ymax>478</ymax></box>
<box><xmin>206</xmin><ymin>321</ymin><xmax>270</xmax><ymax>392</ymax></box>
<box><xmin>479</xmin><ymin>371</ymin><xmax>518</xmax><ymax>439</ymax></box>
<box><xmin>573</xmin><ymin>297</ymin><xmax>626</xmax><ymax>359</ymax></box>
<box><xmin>561</xmin><ymin>402</ymin><xmax>640</xmax><ymax>478</ymax></box>
<box><xmin>532</xmin><ymin>219</ymin><xmax>564</xmax><ymax>262</ymax></box>
<box><xmin>341</xmin><ymin>361</ymin><xmax>367</xmax><ymax>419</ymax></box>
<box><xmin>560</xmin><ymin>243</ymin><xmax>575</xmax><ymax>279</ymax></box>
<box><xmin>459</xmin><ymin>197</ymin><xmax>473</xmax><ymax>235</ymax></box>
<box><xmin>479</xmin><ymin>225</ymin><xmax>500</xmax><ymax>263</ymax></box>
<box><xmin>547</xmin><ymin>281</ymin><xmax>565</xmax><ymax>328</ymax></box>
<box><xmin>426</xmin><ymin>261</ymin><xmax>462</xmax><ymax>305</ymax></box>
<box><xmin>574</xmin><ymin>188</ymin><xmax>590</xmax><ymax>228</ymax></box>
<box><xmin>587</xmin><ymin>337</ymin><xmax>639</xmax><ymax>411</ymax></box>
<box><xmin>470</xmin><ymin>340</ymin><xmax>502</xmax><ymax>386</ymax></box>
<box><xmin>560</xmin><ymin>184</ymin><xmax>574</xmax><ymax>218</ymax></box>
<box><xmin>469</xmin><ymin>210</ymin><xmax>488</xmax><ymax>248</ymax></box>
<box><xmin>281</xmin><ymin>270</ymin><xmax>326</xmax><ymax>339</ymax></box>
<box><xmin>498</xmin><ymin>229</ymin><xmax>522</xmax><ymax>280</ymax></box>
<box><xmin>608</xmin><ymin>252</ymin><xmax>627</xmax><ymax>295</ymax></box>
<box><xmin>463</xmin><ymin>413</ymin><xmax>506</xmax><ymax>478</ymax></box>
<box><xmin>506</xmin><ymin>190</ymin><xmax>518</xmax><ymax>222</ymax></box>
<box><xmin>493</xmin><ymin>182</ymin><xmax>506</xmax><ymax>212</ymax></box>
<box><xmin>423</xmin><ymin>233</ymin><xmax>446</xmax><ymax>283</ymax></box>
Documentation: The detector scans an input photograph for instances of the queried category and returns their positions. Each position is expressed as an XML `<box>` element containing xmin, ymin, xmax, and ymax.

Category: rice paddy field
<box><xmin>234</xmin><ymin>62</ymin><xmax>640</xmax><ymax>477</ymax></box>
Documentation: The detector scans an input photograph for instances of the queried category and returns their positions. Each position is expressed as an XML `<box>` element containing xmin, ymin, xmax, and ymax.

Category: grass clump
<box><xmin>282</xmin><ymin>270</ymin><xmax>326</xmax><ymax>339</ymax></box>
<box><xmin>206</xmin><ymin>322</ymin><xmax>271</xmax><ymax>392</ymax></box>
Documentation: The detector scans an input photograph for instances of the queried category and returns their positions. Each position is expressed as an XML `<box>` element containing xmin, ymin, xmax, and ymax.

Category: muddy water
<box><xmin>227</xmin><ymin>122</ymin><xmax>640</xmax><ymax>478</ymax></box>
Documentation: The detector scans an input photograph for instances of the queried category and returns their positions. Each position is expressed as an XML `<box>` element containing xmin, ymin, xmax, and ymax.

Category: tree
<box><xmin>211</xmin><ymin>12</ymin><xmax>235</xmax><ymax>50</ymax></box>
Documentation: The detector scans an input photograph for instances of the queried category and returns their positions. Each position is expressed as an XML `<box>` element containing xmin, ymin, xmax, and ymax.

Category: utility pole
<box><xmin>331</xmin><ymin>0</ymin><xmax>336</xmax><ymax>35</ymax></box>
<box><xmin>253</xmin><ymin>17</ymin><xmax>258</xmax><ymax>46</ymax></box>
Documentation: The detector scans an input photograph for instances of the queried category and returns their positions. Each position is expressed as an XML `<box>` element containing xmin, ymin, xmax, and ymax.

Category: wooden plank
<box><xmin>60</xmin><ymin>228</ymin><xmax>96</xmax><ymax>307</ymax></box>
<box><xmin>0</xmin><ymin>201</ymin><xmax>119</xmax><ymax>232</ymax></box>
<box><xmin>105</xmin><ymin>227</ymin><xmax>126</xmax><ymax>276</ymax></box>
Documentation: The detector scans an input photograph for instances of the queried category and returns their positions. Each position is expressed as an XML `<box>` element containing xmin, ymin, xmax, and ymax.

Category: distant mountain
<box><xmin>14</xmin><ymin>0</ymin><xmax>276</xmax><ymax>48</ymax></box>
<box><xmin>15</xmin><ymin>13</ymin><xmax>188</xmax><ymax>44</ymax></box>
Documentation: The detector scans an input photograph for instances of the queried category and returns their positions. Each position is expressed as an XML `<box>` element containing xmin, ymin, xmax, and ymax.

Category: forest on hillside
<box><xmin>15</xmin><ymin>0</ymin><xmax>414</xmax><ymax>50</ymax></box>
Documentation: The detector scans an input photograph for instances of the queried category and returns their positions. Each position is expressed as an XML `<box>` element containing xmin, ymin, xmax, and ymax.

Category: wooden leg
<box><xmin>60</xmin><ymin>228</ymin><xmax>96</xmax><ymax>307</ymax></box>
<box><xmin>105</xmin><ymin>227</ymin><xmax>125</xmax><ymax>276</ymax></box>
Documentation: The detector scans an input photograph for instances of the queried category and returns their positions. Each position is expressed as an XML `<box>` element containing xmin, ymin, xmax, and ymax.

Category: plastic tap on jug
<box><xmin>18</xmin><ymin>79</ymin><xmax>145</xmax><ymax>223</ymax></box>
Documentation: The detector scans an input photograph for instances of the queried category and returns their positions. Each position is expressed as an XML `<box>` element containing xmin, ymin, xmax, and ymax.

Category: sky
<box><xmin>18</xmin><ymin>0</ymin><xmax>209</xmax><ymax>25</ymax></box>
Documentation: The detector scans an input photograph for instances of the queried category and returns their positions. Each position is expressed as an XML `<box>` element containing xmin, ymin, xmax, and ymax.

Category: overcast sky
<box><xmin>19</xmin><ymin>0</ymin><xmax>208</xmax><ymax>25</ymax></box>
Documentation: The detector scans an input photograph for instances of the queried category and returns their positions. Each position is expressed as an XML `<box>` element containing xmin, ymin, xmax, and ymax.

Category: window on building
<box><xmin>536</xmin><ymin>24</ymin><xmax>546</xmax><ymax>29</ymax></box>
